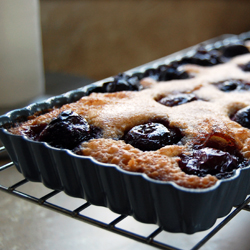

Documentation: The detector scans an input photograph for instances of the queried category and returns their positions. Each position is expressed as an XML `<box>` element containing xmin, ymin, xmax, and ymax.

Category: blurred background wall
<box><xmin>40</xmin><ymin>0</ymin><xmax>250</xmax><ymax>81</ymax></box>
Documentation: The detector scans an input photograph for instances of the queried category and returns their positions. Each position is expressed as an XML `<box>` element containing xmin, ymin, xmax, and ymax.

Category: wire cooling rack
<box><xmin>1</xmin><ymin>146</ymin><xmax>250</xmax><ymax>250</ymax></box>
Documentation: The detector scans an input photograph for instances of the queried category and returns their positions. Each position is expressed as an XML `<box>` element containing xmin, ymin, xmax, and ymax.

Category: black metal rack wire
<box><xmin>1</xmin><ymin>145</ymin><xmax>250</xmax><ymax>250</ymax></box>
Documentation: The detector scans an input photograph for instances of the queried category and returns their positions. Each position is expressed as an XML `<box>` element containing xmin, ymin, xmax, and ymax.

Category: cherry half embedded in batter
<box><xmin>37</xmin><ymin>110</ymin><xmax>92</xmax><ymax>149</ymax></box>
<box><xmin>124</xmin><ymin>122</ymin><xmax>182</xmax><ymax>151</ymax></box>
<box><xmin>158</xmin><ymin>93</ymin><xmax>198</xmax><ymax>107</ymax></box>
<box><xmin>142</xmin><ymin>63</ymin><xmax>189</xmax><ymax>82</ymax></box>
<box><xmin>180</xmin><ymin>45</ymin><xmax>221</xmax><ymax>66</ymax></box>
<box><xmin>221</xmin><ymin>44</ymin><xmax>249</xmax><ymax>59</ymax></box>
<box><xmin>105</xmin><ymin>73</ymin><xmax>142</xmax><ymax>92</ymax></box>
<box><xmin>213</xmin><ymin>79</ymin><xmax>250</xmax><ymax>92</ymax></box>
<box><xmin>231</xmin><ymin>106</ymin><xmax>250</xmax><ymax>129</ymax></box>
<box><xmin>239</xmin><ymin>62</ymin><xmax>250</xmax><ymax>72</ymax></box>
<box><xmin>179</xmin><ymin>147</ymin><xmax>247</xmax><ymax>179</ymax></box>
<box><xmin>87</xmin><ymin>73</ymin><xmax>142</xmax><ymax>94</ymax></box>
<box><xmin>156</xmin><ymin>64</ymin><xmax>189</xmax><ymax>81</ymax></box>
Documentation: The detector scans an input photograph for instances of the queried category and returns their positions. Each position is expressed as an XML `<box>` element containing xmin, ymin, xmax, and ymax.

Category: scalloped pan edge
<box><xmin>1</xmin><ymin>32</ymin><xmax>250</xmax><ymax>234</ymax></box>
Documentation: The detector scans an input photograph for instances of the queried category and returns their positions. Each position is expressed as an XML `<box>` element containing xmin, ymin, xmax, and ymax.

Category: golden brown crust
<box><xmin>80</xmin><ymin>138</ymin><xmax>217</xmax><ymax>188</ymax></box>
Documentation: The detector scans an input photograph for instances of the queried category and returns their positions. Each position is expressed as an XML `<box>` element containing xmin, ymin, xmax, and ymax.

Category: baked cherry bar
<box><xmin>7</xmin><ymin>41</ymin><xmax>250</xmax><ymax>189</ymax></box>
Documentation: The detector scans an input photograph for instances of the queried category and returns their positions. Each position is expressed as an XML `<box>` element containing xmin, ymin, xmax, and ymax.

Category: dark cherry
<box><xmin>124</xmin><ymin>122</ymin><xmax>182</xmax><ymax>151</ymax></box>
<box><xmin>158</xmin><ymin>93</ymin><xmax>197</xmax><ymax>107</ymax></box>
<box><xmin>89</xmin><ymin>125</ymin><xmax>103</xmax><ymax>139</ymax></box>
<box><xmin>142</xmin><ymin>63</ymin><xmax>189</xmax><ymax>82</ymax></box>
<box><xmin>222</xmin><ymin>44</ymin><xmax>249</xmax><ymax>58</ymax></box>
<box><xmin>24</xmin><ymin>124</ymin><xmax>47</xmax><ymax>141</ymax></box>
<box><xmin>37</xmin><ymin>110</ymin><xmax>92</xmax><ymax>149</ymax></box>
<box><xmin>87</xmin><ymin>73</ymin><xmax>142</xmax><ymax>94</ymax></box>
<box><xmin>231</xmin><ymin>106</ymin><xmax>250</xmax><ymax>129</ymax></box>
<box><xmin>214</xmin><ymin>79</ymin><xmax>250</xmax><ymax>92</ymax></box>
<box><xmin>154</xmin><ymin>62</ymin><xmax>189</xmax><ymax>81</ymax></box>
<box><xmin>239</xmin><ymin>61</ymin><xmax>250</xmax><ymax>72</ymax></box>
<box><xmin>105</xmin><ymin>73</ymin><xmax>142</xmax><ymax>92</ymax></box>
<box><xmin>180</xmin><ymin>45</ymin><xmax>221</xmax><ymax>66</ymax></box>
<box><xmin>179</xmin><ymin>147</ymin><xmax>246</xmax><ymax>179</ymax></box>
